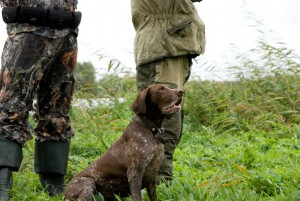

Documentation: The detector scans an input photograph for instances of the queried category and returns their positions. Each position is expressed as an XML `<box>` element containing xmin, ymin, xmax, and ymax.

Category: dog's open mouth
<box><xmin>163</xmin><ymin>98</ymin><xmax>183</xmax><ymax>114</ymax></box>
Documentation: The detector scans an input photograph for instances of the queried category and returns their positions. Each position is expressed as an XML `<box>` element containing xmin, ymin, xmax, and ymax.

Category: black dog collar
<box><xmin>133</xmin><ymin>115</ymin><xmax>164</xmax><ymax>137</ymax></box>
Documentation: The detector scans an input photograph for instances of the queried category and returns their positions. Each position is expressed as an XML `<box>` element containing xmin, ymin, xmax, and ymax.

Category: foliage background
<box><xmin>8</xmin><ymin>36</ymin><xmax>300</xmax><ymax>201</ymax></box>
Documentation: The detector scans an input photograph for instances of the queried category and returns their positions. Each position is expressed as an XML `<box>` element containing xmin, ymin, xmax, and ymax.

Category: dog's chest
<box><xmin>119</xmin><ymin>126</ymin><xmax>164</xmax><ymax>166</ymax></box>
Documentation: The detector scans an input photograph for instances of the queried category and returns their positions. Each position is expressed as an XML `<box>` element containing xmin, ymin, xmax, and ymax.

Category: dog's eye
<box><xmin>158</xmin><ymin>86</ymin><xmax>165</xmax><ymax>91</ymax></box>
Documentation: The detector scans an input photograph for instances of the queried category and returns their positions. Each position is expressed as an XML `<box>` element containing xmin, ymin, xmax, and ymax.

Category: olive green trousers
<box><xmin>136</xmin><ymin>56</ymin><xmax>191</xmax><ymax>182</ymax></box>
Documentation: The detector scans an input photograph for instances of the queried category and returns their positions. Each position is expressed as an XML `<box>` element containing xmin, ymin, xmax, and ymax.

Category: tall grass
<box><xmin>10</xmin><ymin>46</ymin><xmax>299</xmax><ymax>200</ymax></box>
<box><xmin>185</xmin><ymin>41</ymin><xmax>300</xmax><ymax>134</ymax></box>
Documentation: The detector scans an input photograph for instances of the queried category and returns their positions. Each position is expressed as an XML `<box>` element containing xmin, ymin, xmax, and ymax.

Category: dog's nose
<box><xmin>176</xmin><ymin>89</ymin><xmax>184</xmax><ymax>97</ymax></box>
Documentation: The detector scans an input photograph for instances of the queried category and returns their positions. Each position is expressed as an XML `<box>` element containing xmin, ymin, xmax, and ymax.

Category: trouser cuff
<box><xmin>34</xmin><ymin>140</ymin><xmax>70</xmax><ymax>175</ymax></box>
<box><xmin>0</xmin><ymin>134</ymin><xmax>23</xmax><ymax>171</ymax></box>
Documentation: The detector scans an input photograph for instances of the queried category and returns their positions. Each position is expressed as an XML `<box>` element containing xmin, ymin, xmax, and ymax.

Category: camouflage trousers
<box><xmin>0</xmin><ymin>32</ymin><xmax>78</xmax><ymax>145</ymax></box>
<box><xmin>136</xmin><ymin>56</ymin><xmax>192</xmax><ymax>182</ymax></box>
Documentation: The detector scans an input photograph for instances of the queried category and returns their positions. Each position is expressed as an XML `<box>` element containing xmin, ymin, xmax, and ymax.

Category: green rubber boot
<box><xmin>34</xmin><ymin>140</ymin><xmax>70</xmax><ymax>196</ymax></box>
<box><xmin>0</xmin><ymin>168</ymin><xmax>12</xmax><ymax>201</ymax></box>
<box><xmin>0</xmin><ymin>134</ymin><xmax>23</xmax><ymax>201</ymax></box>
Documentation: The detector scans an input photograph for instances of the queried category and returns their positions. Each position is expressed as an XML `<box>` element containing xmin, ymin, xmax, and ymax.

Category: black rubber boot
<box><xmin>0</xmin><ymin>134</ymin><xmax>23</xmax><ymax>201</ymax></box>
<box><xmin>34</xmin><ymin>140</ymin><xmax>70</xmax><ymax>196</ymax></box>
<box><xmin>0</xmin><ymin>168</ymin><xmax>12</xmax><ymax>201</ymax></box>
<box><xmin>39</xmin><ymin>173</ymin><xmax>65</xmax><ymax>196</ymax></box>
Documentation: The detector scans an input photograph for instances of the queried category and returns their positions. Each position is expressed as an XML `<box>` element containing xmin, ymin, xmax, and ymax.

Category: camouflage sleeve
<box><xmin>0</xmin><ymin>1</ymin><xmax>6</xmax><ymax>7</ymax></box>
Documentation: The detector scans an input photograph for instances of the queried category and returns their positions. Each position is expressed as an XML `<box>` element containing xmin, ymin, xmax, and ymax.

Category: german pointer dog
<box><xmin>64</xmin><ymin>84</ymin><xmax>184</xmax><ymax>201</ymax></box>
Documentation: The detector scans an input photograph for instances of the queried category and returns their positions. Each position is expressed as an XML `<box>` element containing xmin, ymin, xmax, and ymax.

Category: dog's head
<box><xmin>131</xmin><ymin>84</ymin><xmax>184</xmax><ymax>116</ymax></box>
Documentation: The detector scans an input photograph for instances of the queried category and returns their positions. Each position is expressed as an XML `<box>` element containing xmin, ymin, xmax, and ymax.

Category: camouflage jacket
<box><xmin>131</xmin><ymin>0</ymin><xmax>205</xmax><ymax>67</ymax></box>
<box><xmin>0</xmin><ymin>0</ymin><xmax>79</xmax><ymax>38</ymax></box>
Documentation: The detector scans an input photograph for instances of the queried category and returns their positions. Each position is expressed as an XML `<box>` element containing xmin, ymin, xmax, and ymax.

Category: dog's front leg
<box><xmin>127</xmin><ymin>168</ymin><xmax>143</xmax><ymax>201</ymax></box>
<box><xmin>146</xmin><ymin>181</ymin><xmax>157</xmax><ymax>201</ymax></box>
<box><xmin>64</xmin><ymin>176</ymin><xmax>96</xmax><ymax>201</ymax></box>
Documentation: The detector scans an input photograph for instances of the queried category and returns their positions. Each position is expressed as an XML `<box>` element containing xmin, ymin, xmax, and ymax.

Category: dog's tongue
<box><xmin>164</xmin><ymin>104</ymin><xmax>181</xmax><ymax>113</ymax></box>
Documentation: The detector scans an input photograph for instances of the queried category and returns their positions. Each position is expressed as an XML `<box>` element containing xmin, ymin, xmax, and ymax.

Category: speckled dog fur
<box><xmin>64</xmin><ymin>84</ymin><xmax>184</xmax><ymax>201</ymax></box>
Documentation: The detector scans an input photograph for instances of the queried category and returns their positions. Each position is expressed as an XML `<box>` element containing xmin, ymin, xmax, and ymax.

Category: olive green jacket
<box><xmin>131</xmin><ymin>0</ymin><xmax>205</xmax><ymax>67</ymax></box>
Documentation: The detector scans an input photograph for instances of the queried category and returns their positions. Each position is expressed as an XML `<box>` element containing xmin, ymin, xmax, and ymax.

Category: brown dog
<box><xmin>64</xmin><ymin>84</ymin><xmax>184</xmax><ymax>201</ymax></box>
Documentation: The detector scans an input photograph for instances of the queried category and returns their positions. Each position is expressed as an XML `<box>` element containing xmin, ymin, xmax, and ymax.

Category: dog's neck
<box><xmin>133</xmin><ymin>115</ymin><xmax>165</xmax><ymax>137</ymax></box>
<box><xmin>146</xmin><ymin>103</ymin><xmax>166</xmax><ymax>125</ymax></box>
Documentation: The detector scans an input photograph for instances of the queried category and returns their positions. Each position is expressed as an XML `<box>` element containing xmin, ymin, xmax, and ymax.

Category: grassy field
<box><xmin>8</xmin><ymin>42</ymin><xmax>300</xmax><ymax>200</ymax></box>
<box><xmin>11</xmin><ymin>73</ymin><xmax>300</xmax><ymax>200</ymax></box>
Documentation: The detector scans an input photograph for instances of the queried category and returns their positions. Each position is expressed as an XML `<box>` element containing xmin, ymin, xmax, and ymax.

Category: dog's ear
<box><xmin>131</xmin><ymin>88</ymin><xmax>149</xmax><ymax>115</ymax></box>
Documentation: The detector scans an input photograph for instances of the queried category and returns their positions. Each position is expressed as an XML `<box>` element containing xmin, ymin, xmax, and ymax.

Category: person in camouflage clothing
<box><xmin>0</xmin><ymin>0</ymin><xmax>81</xmax><ymax>200</ymax></box>
<box><xmin>131</xmin><ymin>0</ymin><xmax>205</xmax><ymax>184</ymax></box>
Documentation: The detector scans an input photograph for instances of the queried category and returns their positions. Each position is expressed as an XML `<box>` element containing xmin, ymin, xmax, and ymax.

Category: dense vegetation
<box><xmin>8</xmin><ymin>38</ymin><xmax>300</xmax><ymax>201</ymax></box>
